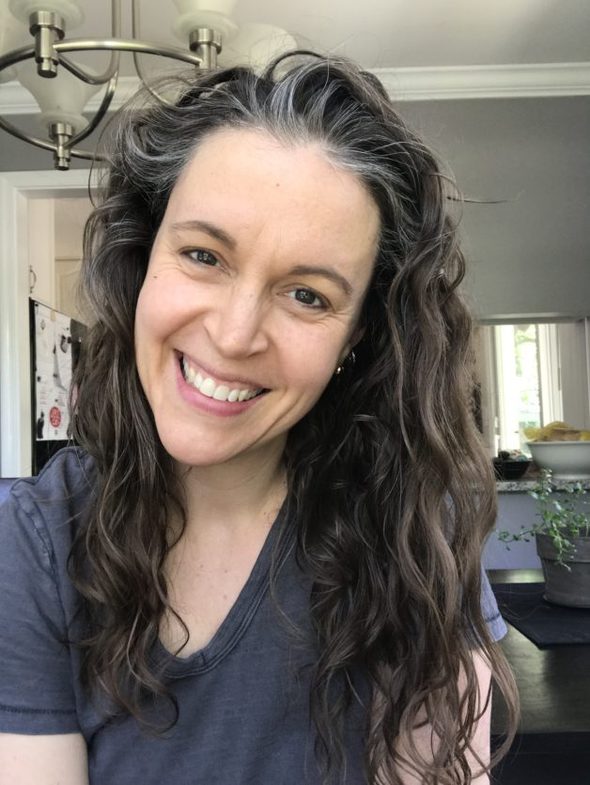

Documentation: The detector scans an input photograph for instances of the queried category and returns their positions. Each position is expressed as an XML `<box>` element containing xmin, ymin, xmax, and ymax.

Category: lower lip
<box><xmin>175</xmin><ymin>359</ymin><xmax>265</xmax><ymax>418</ymax></box>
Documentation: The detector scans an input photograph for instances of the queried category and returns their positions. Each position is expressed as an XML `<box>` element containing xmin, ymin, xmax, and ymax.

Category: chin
<box><xmin>158</xmin><ymin>437</ymin><xmax>229</xmax><ymax>468</ymax></box>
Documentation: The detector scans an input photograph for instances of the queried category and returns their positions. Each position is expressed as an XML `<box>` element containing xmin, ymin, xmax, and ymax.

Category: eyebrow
<box><xmin>170</xmin><ymin>219</ymin><xmax>236</xmax><ymax>250</ymax></box>
<box><xmin>287</xmin><ymin>265</ymin><xmax>353</xmax><ymax>297</ymax></box>
<box><xmin>169</xmin><ymin>220</ymin><xmax>353</xmax><ymax>297</ymax></box>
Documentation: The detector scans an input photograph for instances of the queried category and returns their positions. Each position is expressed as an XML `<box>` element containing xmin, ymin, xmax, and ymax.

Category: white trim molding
<box><xmin>0</xmin><ymin>169</ymin><xmax>89</xmax><ymax>477</ymax></box>
<box><xmin>375</xmin><ymin>62</ymin><xmax>590</xmax><ymax>101</ymax></box>
<box><xmin>1</xmin><ymin>62</ymin><xmax>589</xmax><ymax>115</ymax></box>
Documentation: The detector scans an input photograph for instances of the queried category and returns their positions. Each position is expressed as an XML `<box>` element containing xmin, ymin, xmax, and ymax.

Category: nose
<box><xmin>202</xmin><ymin>282</ymin><xmax>270</xmax><ymax>359</ymax></box>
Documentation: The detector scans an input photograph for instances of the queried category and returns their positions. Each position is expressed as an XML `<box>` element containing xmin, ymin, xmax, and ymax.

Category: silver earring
<box><xmin>334</xmin><ymin>350</ymin><xmax>356</xmax><ymax>377</ymax></box>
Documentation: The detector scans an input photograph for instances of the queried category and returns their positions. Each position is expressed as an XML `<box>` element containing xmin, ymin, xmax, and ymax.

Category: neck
<box><xmin>175</xmin><ymin>442</ymin><xmax>288</xmax><ymax>537</ymax></box>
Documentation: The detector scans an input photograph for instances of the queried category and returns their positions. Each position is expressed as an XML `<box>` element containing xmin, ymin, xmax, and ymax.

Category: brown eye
<box><xmin>288</xmin><ymin>288</ymin><xmax>326</xmax><ymax>309</ymax></box>
<box><xmin>186</xmin><ymin>249</ymin><xmax>219</xmax><ymax>266</ymax></box>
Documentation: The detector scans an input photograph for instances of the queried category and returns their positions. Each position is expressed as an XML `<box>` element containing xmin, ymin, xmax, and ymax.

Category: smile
<box><xmin>180</xmin><ymin>355</ymin><xmax>265</xmax><ymax>402</ymax></box>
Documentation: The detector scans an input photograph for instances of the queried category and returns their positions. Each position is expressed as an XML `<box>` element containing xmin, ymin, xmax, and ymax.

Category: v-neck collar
<box><xmin>151</xmin><ymin>498</ymin><xmax>292</xmax><ymax>678</ymax></box>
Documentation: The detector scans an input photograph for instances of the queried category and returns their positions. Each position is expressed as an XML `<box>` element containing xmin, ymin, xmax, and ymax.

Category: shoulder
<box><xmin>1</xmin><ymin>447</ymin><xmax>96</xmax><ymax>573</ymax></box>
<box><xmin>8</xmin><ymin>447</ymin><xmax>95</xmax><ymax>526</ymax></box>
<box><xmin>9</xmin><ymin>447</ymin><xmax>95</xmax><ymax>509</ymax></box>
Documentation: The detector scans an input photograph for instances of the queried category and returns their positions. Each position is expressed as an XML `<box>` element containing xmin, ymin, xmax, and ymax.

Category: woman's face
<box><xmin>134</xmin><ymin>127</ymin><xmax>380</xmax><ymax>469</ymax></box>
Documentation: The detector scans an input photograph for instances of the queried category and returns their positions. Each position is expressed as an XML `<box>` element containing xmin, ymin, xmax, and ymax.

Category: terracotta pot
<box><xmin>536</xmin><ymin>533</ymin><xmax>590</xmax><ymax>607</ymax></box>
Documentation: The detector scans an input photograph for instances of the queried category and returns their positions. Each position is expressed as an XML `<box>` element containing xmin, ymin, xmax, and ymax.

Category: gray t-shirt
<box><xmin>0</xmin><ymin>448</ymin><xmax>506</xmax><ymax>784</ymax></box>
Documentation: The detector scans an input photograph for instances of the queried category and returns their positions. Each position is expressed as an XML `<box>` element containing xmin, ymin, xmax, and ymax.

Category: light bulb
<box><xmin>0</xmin><ymin>8</ymin><xmax>33</xmax><ymax>83</ymax></box>
<box><xmin>17</xmin><ymin>59</ymin><xmax>101</xmax><ymax>135</ymax></box>
<box><xmin>172</xmin><ymin>0</ymin><xmax>239</xmax><ymax>43</ymax></box>
<box><xmin>9</xmin><ymin>0</ymin><xmax>84</xmax><ymax>29</ymax></box>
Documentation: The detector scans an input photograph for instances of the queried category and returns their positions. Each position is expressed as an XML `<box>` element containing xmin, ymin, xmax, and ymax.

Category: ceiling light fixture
<box><xmin>0</xmin><ymin>0</ymin><xmax>296</xmax><ymax>170</ymax></box>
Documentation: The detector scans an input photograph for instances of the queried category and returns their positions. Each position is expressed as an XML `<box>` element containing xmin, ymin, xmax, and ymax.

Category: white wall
<box><xmin>402</xmin><ymin>97</ymin><xmax>590</xmax><ymax>320</ymax></box>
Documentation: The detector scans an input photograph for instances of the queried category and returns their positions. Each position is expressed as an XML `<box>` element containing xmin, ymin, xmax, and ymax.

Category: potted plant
<box><xmin>498</xmin><ymin>470</ymin><xmax>590</xmax><ymax>607</ymax></box>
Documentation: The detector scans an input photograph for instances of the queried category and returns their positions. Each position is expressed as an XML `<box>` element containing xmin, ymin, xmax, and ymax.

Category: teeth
<box><xmin>200</xmin><ymin>377</ymin><xmax>216</xmax><ymax>397</ymax></box>
<box><xmin>181</xmin><ymin>356</ymin><xmax>262</xmax><ymax>403</ymax></box>
<box><xmin>213</xmin><ymin>385</ymin><xmax>230</xmax><ymax>401</ymax></box>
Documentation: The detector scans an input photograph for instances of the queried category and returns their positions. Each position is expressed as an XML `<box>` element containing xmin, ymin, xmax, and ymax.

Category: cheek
<box><xmin>134</xmin><ymin>285</ymin><xmax>156</xmax><ymax>355</ymax></box>
<box><xmin>281</xmin><ymin>331</ymin><xmax>342</xmax><ymax>396</ymax></box>
<box><xmin>133</xmin><ymin>290</ymin><xmax>153</xmax><ymax>392</ymax></box>
<box><xmin>133</xmin><ymin>279</ymin><xmax>176</xmax><ymax>383</ymax></box>
<box><xmin>135</xmin><ymin>276</ymin><xmax>183</xmax><ymax>347</ymax></box>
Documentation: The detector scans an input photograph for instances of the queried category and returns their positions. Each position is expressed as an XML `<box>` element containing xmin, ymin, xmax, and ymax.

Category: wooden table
<box><xmin>489</xmin><ymin>569</ymin><xmax>590</xmax><ymax>785</ymax></box>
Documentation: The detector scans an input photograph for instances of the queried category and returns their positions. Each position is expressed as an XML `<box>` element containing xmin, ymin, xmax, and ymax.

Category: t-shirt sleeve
<box><xmin>0</xmin><ymin>490</ymin><xmax>80</xmax><ymax>734</ymax></box>
<box><xmin>480</xmin><ymin>567</ymin><xmax>507</xmax><ymax>642</ymax></box>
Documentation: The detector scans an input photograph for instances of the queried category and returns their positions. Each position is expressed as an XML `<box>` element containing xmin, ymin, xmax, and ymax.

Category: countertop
<box><xmin>496</xmin><ymin>477</ymin><xmax>590</xmax><ymax>493</ymax></box>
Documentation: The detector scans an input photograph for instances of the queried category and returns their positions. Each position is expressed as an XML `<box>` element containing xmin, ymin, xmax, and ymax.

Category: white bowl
<box><xmin>527</xmin><ymin>441</ymin><xmax>590</xmax><ymax>480</ymax></box>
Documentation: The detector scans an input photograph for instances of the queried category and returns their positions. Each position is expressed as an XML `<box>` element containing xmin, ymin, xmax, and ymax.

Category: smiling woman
<box><xmin>134</xmin><ymin>128</ymin><xmax>378</xmax><ymax>469</ymax></box>
<box><xmin>0</xmin><ymin>52</ymin><xmax>517</xmax><ymax>784</ymax></box>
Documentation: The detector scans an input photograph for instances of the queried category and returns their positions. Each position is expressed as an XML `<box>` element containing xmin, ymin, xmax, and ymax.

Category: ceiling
<box><xmin>1</xmin><ymin>0</ymin><xmax>588</xmax><ymax>115</ymax></box>
<box><xmin>20</xmin><ymin>0</ymin><xmax>590</xmax><ymax>69</ymax></box>
<box><xmin>2</xmin><ymin>0</ymin><xmax>589</xmax><ymax>96</ymax></box>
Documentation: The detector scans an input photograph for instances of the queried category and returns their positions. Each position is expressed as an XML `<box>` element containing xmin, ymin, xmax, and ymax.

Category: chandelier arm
<box><xmin>0</xmin><ymin>113</ymin><xmax>56</xmax><ymax>152</ymax></box>
<box><xmin>132</xmin><ymin>51</ymin><xmax>176</xmax><ymax>106</ymax></box>
<box><xmin>58</xmin><ymin>0</ymin><xmax>123</xmax><ymax>85</ymax></box>
<box><xmin>132</xmin><ymin>0</ymin><xmax>140</xmax><ymax>40</ymax></box>
<box><xmin>67</xmin><ymin>73</ymin><xmax>119</xmax><ymax>148</ymax></box>
<box><xmin>112</xmin><ymin>0</ymin><xmax>122</xmax><ymax>37</ymax></box>
<box><xmin>67</xmin><ymin>147</ymin><xmax>105</xmax><ymax>162</ymax></box>
<box><xmin>0</xmin><ymin>44</ymin><xmax>36</xmax><ymax>74</ymax></box>
<box><xmin>131</xmin><ymin>0</ymin><xmax>176</xmax><ymax>105</ymax></box>
<box><xmin>0</xmin><ymin>113</ymin><xmax>103</xmax><ymax>162</ymax></box>
<box><xmin>53</xmin><ymin>39</ymin><xmax>204</xmax><ymax>67</ymax></box>
<box><xmin>58</xmin><ymin>50</ymin><xmax>121</xmax><ymax>85</ymax></box>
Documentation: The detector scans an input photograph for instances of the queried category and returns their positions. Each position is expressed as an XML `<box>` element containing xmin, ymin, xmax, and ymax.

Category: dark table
<box><xmin>489</xmin><ymin>569</ymin><xmax>590</xmax><ymax>785</ymax></box>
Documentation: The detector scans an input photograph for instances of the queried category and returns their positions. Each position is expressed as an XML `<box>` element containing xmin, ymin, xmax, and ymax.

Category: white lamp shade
<box><xmin>0</xmin><ymin>9</ymin><xmax>32</xmax><ymax>83</ymax></box>
<box><xmin>17</xmin><ymin>60</ymin><xmax>102</xmax><ymax>134</ymax></box>
<box><xmin>172</xmin><ymin>0</ymin><xmax>239</xmax><ymax>42</ymax></box>
<box><xmin>221</xmin><ymin>24</ymin><xmax>298</xmax><ymax>71</ymax></box>
<box><xmin>9</xmin><ymin>0</ymin><xmax>84</xmax><ymax>29</ymax></box>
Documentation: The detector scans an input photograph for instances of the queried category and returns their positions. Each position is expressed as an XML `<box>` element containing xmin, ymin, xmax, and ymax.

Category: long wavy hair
<box><xmin>69</xmin><ymin>52</ymin><xmax>518</xmax><ymax>784</ymax></box>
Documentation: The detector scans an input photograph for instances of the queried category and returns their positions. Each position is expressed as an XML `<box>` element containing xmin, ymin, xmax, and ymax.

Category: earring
<box><xmin>334</xmin><ymin>350</ymin><xmax>356</xmax><ymax>377</ymax></box>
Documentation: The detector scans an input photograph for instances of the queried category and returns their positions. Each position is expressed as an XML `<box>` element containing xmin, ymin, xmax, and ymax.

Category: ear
<box><xmin>350</xmin><ymin>324</ymin><xmax>365</xmax><ymax>348</ymax></box>
<box><xmin>340</xmin><ymin>324</ymin><xmax>365</xmax><ymax>363</ymax></box>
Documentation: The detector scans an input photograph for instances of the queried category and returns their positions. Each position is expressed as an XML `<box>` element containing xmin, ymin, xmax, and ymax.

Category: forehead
<box><xmin>165</xmin><ymin>127</ymin><xmax>381</xmax><ymax>273</ymax></box>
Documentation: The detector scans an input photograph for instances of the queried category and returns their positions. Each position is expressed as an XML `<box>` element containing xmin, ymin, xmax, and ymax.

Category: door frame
<box><xmin>0</xmin><ymin>169</ymin><xmax>90</xmax><ymax>476</ymax></box>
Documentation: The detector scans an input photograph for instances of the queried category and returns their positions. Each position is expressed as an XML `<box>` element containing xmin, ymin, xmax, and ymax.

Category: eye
<box><xmin>288</xmin><ymin>288</ymin><xmax>327</xmax><ymax>309</ymax></box>
<box><xmin>184</xmin><ymin>249</ymin><xmax>219</xmax><ymax>266</ymax></box>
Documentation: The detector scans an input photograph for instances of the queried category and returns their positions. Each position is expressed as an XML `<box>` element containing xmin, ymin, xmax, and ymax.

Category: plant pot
<box><xmin>536</xmin><ymin>533</ymin><xmax>590</xmax><ymax>607</ymax></box>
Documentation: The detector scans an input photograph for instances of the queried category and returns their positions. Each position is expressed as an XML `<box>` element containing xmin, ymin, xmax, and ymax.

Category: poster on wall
<box><xmin>33</xmin><ymin>300</ymin><xmax>72</xmax><ymax>440</ymax></box>
<box><xmin>29</xmin><ymin>299</ymin><xmax>86</xmax><ymax>474</ymax></box>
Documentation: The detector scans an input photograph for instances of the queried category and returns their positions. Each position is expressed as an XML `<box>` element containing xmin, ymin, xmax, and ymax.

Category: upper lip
<box><xmin>178</xmin><ymin>351</ymin><xmax>268</xmax><ymax>390</ymax></box>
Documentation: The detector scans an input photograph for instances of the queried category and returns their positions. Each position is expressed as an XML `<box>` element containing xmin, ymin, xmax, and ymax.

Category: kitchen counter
<box><xmin>496</xmin><ymin>478</ymin><xmax>590</xmax><ymax>493</ymax></box>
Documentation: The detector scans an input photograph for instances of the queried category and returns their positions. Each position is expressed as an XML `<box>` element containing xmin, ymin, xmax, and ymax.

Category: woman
<box><xmin>0</xmin><ymin>53</ymin><xmax>517</xmax><ymax>784</ymax></box>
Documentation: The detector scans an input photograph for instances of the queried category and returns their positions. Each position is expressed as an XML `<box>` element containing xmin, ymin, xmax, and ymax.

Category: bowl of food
<box><xmin>527</xmin><ymin>441</ymin><xmax>590</xmax><ymax>480</ymax></box>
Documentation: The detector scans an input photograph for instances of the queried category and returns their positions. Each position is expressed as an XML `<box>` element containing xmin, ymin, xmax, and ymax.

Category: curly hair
<box><xmin>69</xmin><ymin>52</ymin><xmax>518</xmax><ymax>784</ymax></box>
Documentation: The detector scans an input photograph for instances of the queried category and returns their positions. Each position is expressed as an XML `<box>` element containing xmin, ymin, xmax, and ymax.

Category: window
<box><xmin>474</xmin><ymin>319</ymin><xmax>590</xmax><ymax>456</ymax></box>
